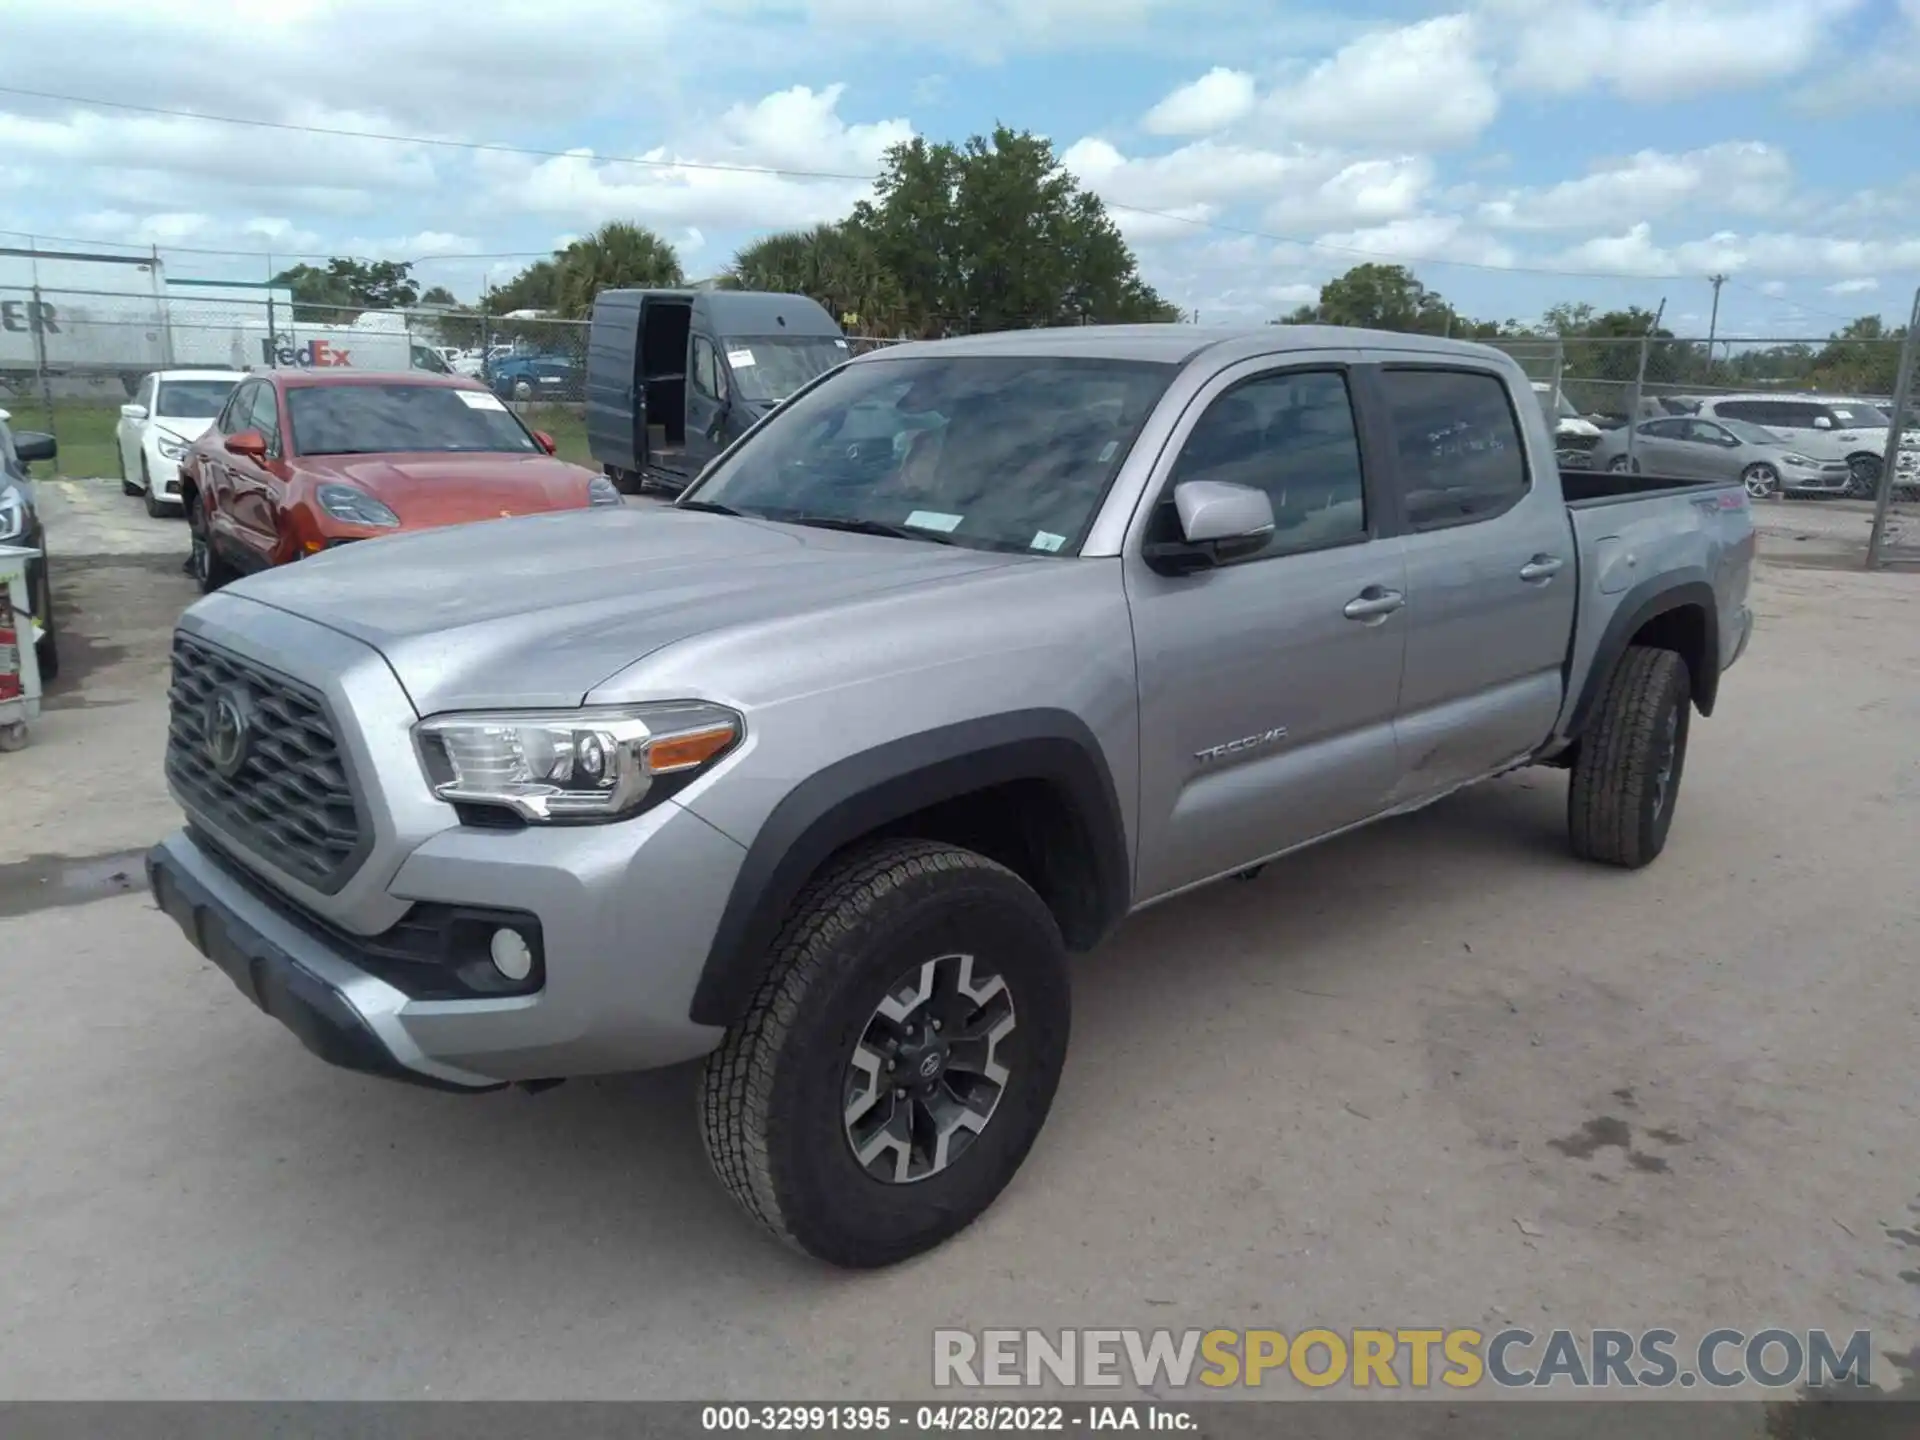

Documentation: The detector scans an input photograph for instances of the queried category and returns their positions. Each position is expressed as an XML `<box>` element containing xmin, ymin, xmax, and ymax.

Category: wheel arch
<box><xmin>689</xmin><ymin>710</ymin><xmax>1132</xmax><ymax>1029</ymax></box>
<box><xmin>1568</xmin><ymin>577</ymin><xmax>1722</xmax><ymax>740</ymax></box>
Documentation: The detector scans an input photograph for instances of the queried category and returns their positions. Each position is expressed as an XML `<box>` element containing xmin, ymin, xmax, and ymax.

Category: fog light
<box><xmin>489</xmin><ymin>927</ymin><xmax>534</xmax><ymax>982</ymax></box>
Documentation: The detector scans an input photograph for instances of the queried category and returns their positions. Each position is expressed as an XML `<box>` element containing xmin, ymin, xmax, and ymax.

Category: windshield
<box><xmin>1721</xmin><ymin>419</ymin><xmax>1780</xmax><ymax>445</ymax></box>
<box><xmin>286</xmin><ymin>384</ymin><xmax>541</xmax><ymax>457</ymax></box>
<box><xmin>1826</xmin><ymin>402</ymin><xmax>1887</xmax><ymax>428</ymax></box>
<box><xmin>725</xmin><ymin>336</ymin><xmax>852</xmax><ymax>404</ymax></box>
<box><xmin>688</xmin><ymin>355</ymin><xmax>1176</xmax><ymax>554</ymax></box>
<box><xmin>1533</xmin><ymin>386</ymin><xmax>1580</xmax><ymax>420</ymax></box>
<box><xmin>156</xmin><ymin>379</ymin><xmax>238</xmax><ymax>418</ymax></box>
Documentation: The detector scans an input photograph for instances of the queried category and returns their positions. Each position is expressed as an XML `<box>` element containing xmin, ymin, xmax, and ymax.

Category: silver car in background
<box><xmin>1591</xmin><ymin>415</ymin><xmax>1852</xmax><ymax>498</ymax></box>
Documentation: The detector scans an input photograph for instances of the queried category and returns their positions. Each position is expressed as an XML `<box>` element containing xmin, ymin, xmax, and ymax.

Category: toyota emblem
<box><xmin>204</xmin><ymin>686</ymin><xmax>253</xmax><ymax>779</ymax></box>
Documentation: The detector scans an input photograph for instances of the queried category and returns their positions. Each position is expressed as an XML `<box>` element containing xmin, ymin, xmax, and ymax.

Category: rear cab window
<box><xmin>1377</xmin><ymin>368</ymin><xmax>1529</xmax><ymax>531</ymax></box>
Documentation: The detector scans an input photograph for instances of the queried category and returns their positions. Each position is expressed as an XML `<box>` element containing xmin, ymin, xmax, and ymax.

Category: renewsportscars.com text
<box><xmin>933</xmin><ymin>1327</ymin><xmax>1875</xmax><ymax>1391</ymax></box>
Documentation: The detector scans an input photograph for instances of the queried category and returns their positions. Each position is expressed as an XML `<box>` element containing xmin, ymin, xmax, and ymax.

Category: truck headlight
<box><xmin>317</xmin><ymin>483</ymin><xmax>400</xmax><ymax>528</ymax></box>
<box><xmin>415</xmin><ymin>703</ymin><xmax>742</xmax><ymax>822</ymax></box>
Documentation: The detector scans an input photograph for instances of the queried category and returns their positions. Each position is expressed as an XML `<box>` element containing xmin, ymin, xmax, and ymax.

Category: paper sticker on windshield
<box><xmin>1031</xmin><ymin>531</ymin><xmax>1066</xmax><ymax>553</ymax></box>
<box><xmin>727</xmin><ymin>349</ymin><xmax>756</xmax><ymax>368</ymax></box>
<box><xmin>1098</xmin><ymin>440</ymin><xmax>1119</xmax><ymax>462</ymax></box>
<box><xmin>456</xmin><ymin>390</ymin><xmax>507</xmax><ymax>411</ymax></box>
<box><xmin>905</xmin><ymin>510</ymin><xmax>963</xmax><ymax>533</ymax></box>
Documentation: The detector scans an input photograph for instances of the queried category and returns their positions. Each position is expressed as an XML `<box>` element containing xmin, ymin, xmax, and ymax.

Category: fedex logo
<box><xmin>260</xmin><ymin>337</ymin><xmax>353</xmax><ymax>368</ymax></box>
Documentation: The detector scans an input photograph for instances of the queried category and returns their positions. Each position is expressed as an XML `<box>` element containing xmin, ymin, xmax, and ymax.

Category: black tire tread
<box><xmin>699</xmin><ymin>839</ymin><xmax>1042</xmax><ymax>1260</ymax></box>
<box><xmin>1568</xmin><ymin>645</ymin><xmax>1688</xmax><ymax>868</ymax></box>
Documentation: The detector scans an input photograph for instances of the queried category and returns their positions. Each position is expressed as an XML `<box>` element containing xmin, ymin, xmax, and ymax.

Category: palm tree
<box><xmin>551</xmin><ymin>222</ymin><xmax>685</xmax><ymax>319</ymax></box>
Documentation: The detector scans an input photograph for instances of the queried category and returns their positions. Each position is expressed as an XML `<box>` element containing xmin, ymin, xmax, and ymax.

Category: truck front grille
<box><xmin>166</xmin><ymin>634</ymin><xmax>368</xmax><ymax>893</ymax></box>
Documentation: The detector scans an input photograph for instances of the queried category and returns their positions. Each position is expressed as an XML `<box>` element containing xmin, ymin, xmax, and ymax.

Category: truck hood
<box><xmin>227</xmin><ymin>507</ymin><xmax>1023</xmax><ymax>712</ymax></box>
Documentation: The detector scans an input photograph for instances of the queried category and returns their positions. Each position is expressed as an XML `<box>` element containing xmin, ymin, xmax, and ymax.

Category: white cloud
<box><xmin>1555</xmin><ymin>223</ymin><xmax>1920</xmax><ymax>277</ymax></box>
<box><xmin>1308</xmin><ymin>214</ymin><xmax>1516</xmax><ymax>269</ymax></box>
<box><xmin>804</xmin><ymin>0</ymin><xmax>1164</xmax><ymax>59</ymax></box>
<box><xmin>479</xmin><ymin>86</ymin><xmax>910</xmax><ymax>237</ymax></box>
<box><xmin>1478</xmin><ymin>143</ymin><xmax>1792</xmax><ymax>230</ymax></box>
<box><xmin>69</xmin><ymin>210</ymin><xmax>325</xmax><ymax>253</ymax></box>
<box><xmin>1269</xmin><ymin>282</ymin><xmax>1321</xmax><ymax>306</ymax></box>
<box><xmin>1493</xmin><ymin>0</ymin><xmax>1867</xmax><ymax>100</ymax></box>
<box><xmin>1794</xmin><ymin>0</ymin><xmax>1920</xmax><ymax>110</ymax></box>
<box><xmin>1826</xmin><ymin>277</ymin><xmax>1879</xmax><ymax>294</ymax></box>
<box><xmin>1760</xmin><ymin>280</ymin><xmax>1790</xmax><ymax>296</ymax></box>
<box><xmin>1262</xmin><ymin>14</ymin><xmax>1498</xmax><ymax>149</ymax></box>
<box><xmin>337</xmin><ymin>231</ymin><xmax>482</xmax><ymax>260</ymax></box>
<box><xmin>1142</xmin><ymin>68</ymin><xmax>1258</xmax><ymax>136</ymax></box>
<box><xmin>1063</xmin><ymin>138</ymin><xmax>1433</xmax><ymax>235</ymax></box>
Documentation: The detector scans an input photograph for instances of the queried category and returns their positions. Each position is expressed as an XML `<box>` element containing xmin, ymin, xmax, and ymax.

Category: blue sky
<box><xmin>2</xmin><ymin>0</ymin><xmax>1917</xmax><ymax>341</ymax></box>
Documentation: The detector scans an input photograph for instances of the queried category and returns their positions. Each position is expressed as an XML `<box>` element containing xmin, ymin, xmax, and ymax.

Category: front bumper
<box><xmin>149</xmin><ymin>796</ymin><xmax>746</xmax><ymax>1088</ymax></box>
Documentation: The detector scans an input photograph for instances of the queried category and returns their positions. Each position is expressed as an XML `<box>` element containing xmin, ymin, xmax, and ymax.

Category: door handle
<box><xmin>1519</xmin><ymin>555</ymin><xmax>1565</xmax><ymax>583</ymax></box>
<box><xmin>1343</xmin><ymin>587</ymin><xmax>1406</xmax><ymax>622</ymax></box>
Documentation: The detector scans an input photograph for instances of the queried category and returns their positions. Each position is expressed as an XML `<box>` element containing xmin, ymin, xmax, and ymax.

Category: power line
<box><xmin>0</xmin><ymin>83</ymin><xmax>1708</xmax><ymax>280</ymax></box>
<box><xmin>4</xmin><ymin>82</ymin><xmax>1901</xmax><ymax>294</ymax></box>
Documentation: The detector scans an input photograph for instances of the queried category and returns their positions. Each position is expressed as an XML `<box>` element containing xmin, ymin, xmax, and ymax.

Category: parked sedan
<box><xmin>116</xmin><ymin>370</ymin><xmax>242</xmax><ymax>516</ymax></box>
<box><xmin>179</xmin><ymin>370</ymin><xmax>622</xmax><ymax>593</ymax></box>
<box><xmin>1591</xmin><ymin>415</ymin><xmax>1852</xmax><ymax>498</ymax></box>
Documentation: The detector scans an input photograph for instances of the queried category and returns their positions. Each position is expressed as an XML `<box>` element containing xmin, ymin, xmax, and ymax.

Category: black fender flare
<box><xmin>688</xmin><ymin>709</ymin><xmax>1131</xmax><ymax>1029</ymax></box>
<box><xmin>1567</xmin><ymin>575</ymin><xmax>1722</xmax><ymax>739</ymax></box>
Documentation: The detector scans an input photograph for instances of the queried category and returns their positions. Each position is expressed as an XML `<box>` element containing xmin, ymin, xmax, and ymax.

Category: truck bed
<box><xmin>1559</xmin><ymin>467</ymin><xmax>1731</xmax><ymax>507</ymax></box>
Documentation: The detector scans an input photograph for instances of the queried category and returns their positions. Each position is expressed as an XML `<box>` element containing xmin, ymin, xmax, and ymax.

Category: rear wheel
<box><xmin>1568</xmin><ymin>646</ymin><xmax>1692</xmax><ymax>869</ymax></box>
<box><xmin>1606</xmin><ymin>454</ymin><xmax>1638</xmax><ymax>474</ymax></box>
<box><xmin>700</xmin><ymin>839</ymin><xmax>1071</xmax><ymax>1269</ymax></box>
<box><xmin>187</xmin><ymin>497</ymin><xmax>235</xmax><ymax>595</ymax></box>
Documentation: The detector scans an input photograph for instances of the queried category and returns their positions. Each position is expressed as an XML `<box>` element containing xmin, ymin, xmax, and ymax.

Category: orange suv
<box><xmin>180</xmin><ymin>370</ymin><xmax>619</xmax><ymax>591</ymax></box>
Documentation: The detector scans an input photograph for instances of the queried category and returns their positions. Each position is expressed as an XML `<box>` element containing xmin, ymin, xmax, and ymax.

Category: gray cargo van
<box><xmin>587</xmin><ymin>289</ymin><xmax>848</xmax><ymax>494</ymax></box>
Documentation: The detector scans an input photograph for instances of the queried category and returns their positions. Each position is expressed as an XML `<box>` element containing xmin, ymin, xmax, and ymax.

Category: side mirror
<box><xmin>121</xmin><ymin>403</ymin><xmax>149</xmax><ymax>421</ymax></box>
<box><xmin>226</xmin><ymin>430</ymin><xmax>268</xmax><ymax>462</ymax></box>
<box><xmin>533</xmin><ymin>430</ymin><xmax>557</xmax><ymax>455</ymax></box>
<box><xmin>14</xmin><ymin>431</ymin><xmax>56</xmax><ymax>465</ymax></box>
<box><xmin>1145</xmin><ymin>480</ymin><xmax>1275</xmax><ymax>575</ymax></box>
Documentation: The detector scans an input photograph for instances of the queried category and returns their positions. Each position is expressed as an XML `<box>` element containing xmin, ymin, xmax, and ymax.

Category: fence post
<box><xmin>1865</xmin><ymin>286</ymin><xmax>1920</xmax><ymax>570</ymax></box>
<box><xmin>1623</xmin><ymin>334</ymin><xmax>1653</xmax><ymax>471</ymax></box>
<box><xmin>28</xmin><ymin>281</ymin><xmax>55</xmax><ymax>449</ymax></box>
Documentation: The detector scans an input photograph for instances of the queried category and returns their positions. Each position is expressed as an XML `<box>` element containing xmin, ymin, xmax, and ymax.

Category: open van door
<box><xmin>586</xmin><ymin>290</ymin><xmax>645</xmax><ymax>479</ymax></box>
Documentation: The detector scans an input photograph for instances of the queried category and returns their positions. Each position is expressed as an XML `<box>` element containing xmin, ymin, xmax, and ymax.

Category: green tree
<box><xmin>271</xmin><ymin>257</ymin><xmax>418</xmax><ymax>321</ymax></box>
<box><xmin>847</xmin><ymin>127</ymin><xmax>1180</xmax><ymax>335</ymax></box>
<box><xmin>729</xmin><ymin>223</ymin><xmax>909</xmax><ymax>336</ymax></box>
<box><xmin>551</xmin><ymin>222</ymin><xmax>685</xmax><ymax>319</ymax></box>
<box><xmin>1279</xmin><ymin>264</ymin><xmax>1461</xmax><ymax>334</ymax></box>
<box><xmin>486</xmin><ymin>258</ymin><xmax>561</xmax><ymax>315</ymax></box>
<box><xmin>1808</xmin><ymin>316</ymin><xmax>1906</xmax><ymax>393</ymax></box>
<box><xmin>418</xmin><ymin>285</ymin><xmax>458</xmax><ymax>307</ymax></box>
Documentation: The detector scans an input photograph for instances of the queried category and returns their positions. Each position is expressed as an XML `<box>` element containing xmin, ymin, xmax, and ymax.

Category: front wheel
<box><xmin>187</xmin><ymin>501</ymin><xmax>235</xmax><ymax>595</ymax></box>
<box><xmin>1742</xmin><ymin>463</ymin><xmax>1779</xmax><ymax>499</ymax></box>
<box><xmin>119</xmin><ymin>445</ymin><xmax>139</xmax><ymax>497</ymax></box>
<box><xmin>1606</xmin><ymin>454</ymin><xmax>1637</xmax><ymax>474</ymax></box>
<box><xmin>1846</xmin><ymin>453</ymin><xmax>1882</xmax><ymax>500</ymax></box>
<box><xmin>700</xmin><ymin>840</ymin><xmax>1071</xmax><ymax>1269</ymax></box>
<box><xmin>141</xmin><ymin>457</ymin><xmax>169</xmax><ymax>518</ymax></box>
<box><xmin>1568</xmin><ymin>645</ymin><xmax>1692</xmax><ymax>869</ymax></box>
<box><xmin>512</xmin><ymin>379</ymin><xmax>534</xmax><ymax>401</ymax></box>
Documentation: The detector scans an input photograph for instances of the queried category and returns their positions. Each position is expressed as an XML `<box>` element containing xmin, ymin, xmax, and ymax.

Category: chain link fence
<box><xmin>0</xmin><ymin>283</ymin><xmax>591</xmax><ymax>477</ymax></box>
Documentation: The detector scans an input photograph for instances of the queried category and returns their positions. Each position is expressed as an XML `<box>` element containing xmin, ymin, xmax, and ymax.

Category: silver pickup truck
<box><xmin>147</xmin><ymin>326</ymin><xmax>1755</xmax><ymax>1269</ymax></box>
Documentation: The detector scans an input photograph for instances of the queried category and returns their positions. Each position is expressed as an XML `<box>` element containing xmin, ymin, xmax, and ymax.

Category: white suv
<box><xmin>1693</xmin><ymin>394</ymin><xmax>1916</xmax><ymax>498</ymax></box>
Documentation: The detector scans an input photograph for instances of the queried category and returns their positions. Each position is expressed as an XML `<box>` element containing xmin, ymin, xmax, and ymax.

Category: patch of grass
<box><xmin>518</xmin><ymin>404</ymin><xmax>592</xmax><ymax>468</ymax></box>
<box><xmin>4</xmin><ymin>400</ymin><xmax>124</xmax><ymax>482</ymax></box>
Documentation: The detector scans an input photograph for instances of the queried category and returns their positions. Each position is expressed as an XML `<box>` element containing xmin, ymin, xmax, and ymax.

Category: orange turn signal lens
<box><xmin>646</xmin><ymin>724</ymin><xmax>738</xmax><ymax>774</ymax></box>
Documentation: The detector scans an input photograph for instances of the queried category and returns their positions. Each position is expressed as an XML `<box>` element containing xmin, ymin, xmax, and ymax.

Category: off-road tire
<box><xmin>700</xmin><ymin>839</ymin><xmax>1071</xmax><ymax>1269</ymax></box>
<box><xmin>1568</xmin><ymin>645</ymin><xmax>1692</xmax><ymax>869</ymax></box>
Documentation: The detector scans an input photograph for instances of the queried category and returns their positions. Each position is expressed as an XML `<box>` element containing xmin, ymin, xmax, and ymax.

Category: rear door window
<box><xmin>1378</xmin><ymin>368</ymin><xmax>1530</xmax><ymax>531</ymax></box>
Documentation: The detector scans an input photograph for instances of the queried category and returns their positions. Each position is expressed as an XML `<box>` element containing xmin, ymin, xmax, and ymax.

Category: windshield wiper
<box><xmin>676</xmin><ymin>498</ymin><xmax>742</xmax><ymax>516</ymax></box>
<box><xmin>774</xmin><ymin>514</ymin><xmax>957</xmax><ymax>545</ymax></box>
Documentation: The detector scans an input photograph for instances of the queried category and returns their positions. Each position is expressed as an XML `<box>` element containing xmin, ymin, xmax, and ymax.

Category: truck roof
<box><xmin>856</xmin><ymin>324</ymin><xmax>1522</xmax><ymax>369</ymax></box>
<box><xmin>594</xmin><ymin>287</ymin><xmax>843</xmax><ymax>337</ymax></box>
